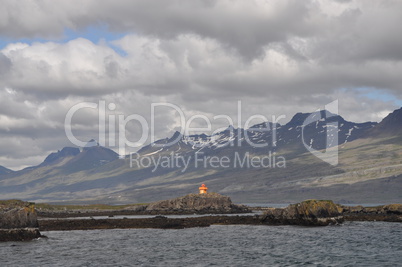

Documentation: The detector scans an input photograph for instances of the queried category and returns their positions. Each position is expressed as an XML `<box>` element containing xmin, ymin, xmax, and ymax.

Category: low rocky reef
<box><xmin>261</xmin><ymin>200</ymin><xmax>344</xmax><ymax>226</ymax></box>
<box><xmin>341</xmin><ymin>204</ymin><xmax>402</xmax><ymax>222</ymax></box>
<box><xmin>0</xmin><ymin>200</ymin><xmax>43</xmax><ymax>242</ymax></box>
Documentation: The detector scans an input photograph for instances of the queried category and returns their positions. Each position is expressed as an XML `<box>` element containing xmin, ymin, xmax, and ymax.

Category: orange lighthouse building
<box><xmin>199</xmin><ymin>184</ymin><xmax>208</xmax><ymax>194</ymax></box>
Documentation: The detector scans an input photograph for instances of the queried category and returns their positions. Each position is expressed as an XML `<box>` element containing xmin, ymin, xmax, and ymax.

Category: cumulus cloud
<box><xmin>0</xmin><ymin>0</ymin><xmax>401</xmax><ymax>169</ymax></box>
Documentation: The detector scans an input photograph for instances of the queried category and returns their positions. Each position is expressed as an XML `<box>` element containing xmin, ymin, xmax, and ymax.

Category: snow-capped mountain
<box><xmin>1</xmin><ymin>108</ymin><xmax>401</xmax><ymax>204</ymax></box>
<box><xmin>138</xmin><ymin>110</ymin><xmax>377</xmax><ymax>157</ymax></box>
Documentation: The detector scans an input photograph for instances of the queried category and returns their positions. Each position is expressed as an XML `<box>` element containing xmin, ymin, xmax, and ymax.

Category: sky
<box><xmin>1</xmin><ymin>0</ymin><xmax>402</xmax><ymax>170</ymax></box>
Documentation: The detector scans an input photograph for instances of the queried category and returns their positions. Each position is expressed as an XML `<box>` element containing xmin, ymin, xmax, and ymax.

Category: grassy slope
<box><xmin>107</xmin><ymin>136</ymin><xmax>402</xmax><ymax>204</ymax></box>
<box><xmin>1</xmin><ymin>136</ymin><xmax>401</xmax><ymax>204</ymax></box>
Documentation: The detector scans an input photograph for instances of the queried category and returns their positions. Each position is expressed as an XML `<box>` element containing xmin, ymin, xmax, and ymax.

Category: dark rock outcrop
<box><xmin>261</xmin><ymin>200</ymin><xmax>344</xmax><ymax>226</ymax></box>
<box><xmin>0</xmin><ymin>200</ymin><xmax>42</xmax><ymax>241</ymax></box>
<box><xmin>0</xmin><ymin>228</ymin><xmax>42</xmax><ymax>242</ymax></box>
<box><xmin>0</xmin><ymin>200</ymin><xmax>39</xmax><ymax>229</ymax></box>
<box><xmin>42</xmin><ymin>147</ymin><xmax>80</xmax><ymax>165</ymax></box>
<box><xmin>146</xmin><ymin>193</ymin><xmax>250</xmax><ymax>214</ymax></box>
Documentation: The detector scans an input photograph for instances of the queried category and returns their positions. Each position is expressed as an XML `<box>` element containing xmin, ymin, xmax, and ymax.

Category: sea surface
<box><xmin>1</xmin><ymin>221</ymin><xmax>401</xmax><ymax>266</ymax></box>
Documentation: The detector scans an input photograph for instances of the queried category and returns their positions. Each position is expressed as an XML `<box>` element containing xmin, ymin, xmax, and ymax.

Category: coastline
<box><xmin>2</xmin><ymin>199</ymin><xmax>400</xmax><ymax>240</ymax></box>
<box><xmin>37</xmin><ymin>203</ymin><xmax>402</xmax><ymax>232</ymax></box>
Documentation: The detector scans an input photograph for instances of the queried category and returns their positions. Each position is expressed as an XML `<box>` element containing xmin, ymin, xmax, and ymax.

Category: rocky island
<box><xmin>145</xmin><ymin>192</ymin><xmax>250</xmax><ymax>214</ymax></box>
<box><xmin>0</xmin><ymin>200</ymin><xmax>43</xmax><ymax>242</ymax></box>
<box><xmin>261</xmin><ymin>200</ymin><xmax>344</xmax><ymax>226</ymax></box>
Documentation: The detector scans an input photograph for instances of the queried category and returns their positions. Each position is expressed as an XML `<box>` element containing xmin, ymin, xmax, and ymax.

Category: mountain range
<box><xmin>1</xmin><ymin>108</ymin><xmax>401</xmax><ymax>204</ymax></box>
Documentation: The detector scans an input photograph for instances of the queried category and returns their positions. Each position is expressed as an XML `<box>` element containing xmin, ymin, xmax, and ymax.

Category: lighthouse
<box><xmin>199</xmin><ymin>184</ymin><xmax>208</xmax><ymax>194</ymax></box>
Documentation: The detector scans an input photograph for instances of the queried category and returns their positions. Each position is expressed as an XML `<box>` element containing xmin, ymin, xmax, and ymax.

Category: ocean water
<box><xmin>1</xmin><ymin>221</ymin><xmax>401</xmax><ymax>266</ymax></box>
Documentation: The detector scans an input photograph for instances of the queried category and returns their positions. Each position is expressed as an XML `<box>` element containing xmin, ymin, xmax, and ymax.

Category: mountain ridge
<box><xmin>365</xmin><ymin>107</ymin><xmax>402</xmax><ymax>137</ymax></box>
<box><xmin>0</xmin><ymin>166</ymin><xmax>13</xmax><ymax>176</ymax></box>
<box><xmin>0</xmin><ymin>108</ymin><xmax>400</xmax><ymax>204</ymax></box>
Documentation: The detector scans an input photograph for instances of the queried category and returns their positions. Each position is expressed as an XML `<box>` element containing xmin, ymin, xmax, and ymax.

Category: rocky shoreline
<box><xmin>1</xmin><ymin>196</ymin><xmax>401</xmax><ymax>240</ymax></box>
<box><xmin>36</xmin><ymin>200</ymin><xmax>402</xmax><ymax>232</ymax></box>
<box><xmin>37</xmin><ymin>201</ymin><xmax>402</xmax><ymax>231</ymax></box>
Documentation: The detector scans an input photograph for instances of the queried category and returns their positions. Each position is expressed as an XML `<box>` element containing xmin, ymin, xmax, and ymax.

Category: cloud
<box><xmin>1</xmin><ymin>0</ymin><xmax>400</xmax><ymax>62</ymax></box>
<box><xmin>0</xmin><ymin>0</ymin><xmax>314</xmax><ymax>60</ymax></box>
<box><xmin>0</xmin><ymin>0</ymin><xmax>402</xmax><ymax>169</ymax></box>
<box><xmin>3</xmin><ymin>33</ymin><xmax>401</xmax><ymax>102</ymax></box>
<box><xmin>0</xmin><ymin>52</ymin><xmax>11</xmax><ymax>77</ymax></box>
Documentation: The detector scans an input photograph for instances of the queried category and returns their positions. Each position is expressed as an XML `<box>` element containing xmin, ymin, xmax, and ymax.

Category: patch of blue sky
<box><xmin>63</xmin><ymin>25</ymin><xmax>128</xmax><ymax>56</ymax></box>
<box><xmin>0</xmin><ymin>36</ymin><xmax>51</xmax><ymax>50</ymax></box>
<box><xmin>0</xmin><ymin>24</ymin><xmax>128</xmax><ymax>56</ymax></box>
<box><xmin>355</xmin><ymin>87</ymin><xmax>402</xmax><ymax>106</ymax></box>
